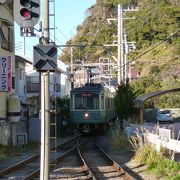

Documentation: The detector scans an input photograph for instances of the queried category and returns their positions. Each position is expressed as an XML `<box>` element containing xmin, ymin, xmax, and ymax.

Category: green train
<box><xmin>70</xmin><ymin>83</ymin><xmax>116</xmax><ymax>133</ymax></box>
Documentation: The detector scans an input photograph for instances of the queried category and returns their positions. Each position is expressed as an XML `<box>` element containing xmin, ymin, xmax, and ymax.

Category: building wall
<box><xmin>57</xmin><ymin>60</ymin><xmax>71</xmax><ymax>97</ymax></box>
<box><xmin>26</xmin><ymin>60</ymin><xmax>71</xmax><ymax>98</ymax></box>
<box><xmin>0</xmin><ymin>3</ymin><xmax>15</xmax><ymax>94</ymax></box>
<box><xmin>15</xmin><ymin>59</ymin><xmax>26</xmax><ymax>102</ymax></box>
<box><xmin>0</xmin><ymin>2</ymin><xmax>15</xmax><ymax>123</ymax></box>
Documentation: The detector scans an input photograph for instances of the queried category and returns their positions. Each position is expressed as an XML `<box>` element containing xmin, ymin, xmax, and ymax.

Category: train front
<box><xmin>70</xmin><ymin>84</ymin><xmax>106</xmax><ymax>133</ymax></box>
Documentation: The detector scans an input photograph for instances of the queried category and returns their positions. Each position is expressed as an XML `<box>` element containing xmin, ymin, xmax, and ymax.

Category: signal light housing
<box><xmin>20</xmin><ymin>8</ymin><xmax>31</xmax><ymax>19</ymax></box>
<box><xmin>20</xmin><ymin>0</ymin><xmax>31</xmax><ymax>8</ymax></box>
<box><xmin>14</xmin><ymin>0</ymin><xmax>40</xmax><ymax>28</ymax></box>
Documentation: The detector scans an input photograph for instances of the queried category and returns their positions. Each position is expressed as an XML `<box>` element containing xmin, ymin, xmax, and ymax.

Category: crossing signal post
<box><xmin>33</xmin><ymin>44</ymin><xmax>57</xmax><ymax>72</ymax></box>
<box><xmin>14</xmin><ymin>0</ymin><xmax>40</xmax><ymax>28</ymax></box>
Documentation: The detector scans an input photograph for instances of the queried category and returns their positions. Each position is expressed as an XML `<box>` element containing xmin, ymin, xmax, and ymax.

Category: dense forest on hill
<box><xmin>59</xmin><ymin>0</ymin><xmax>180</xmax><ymax>108</ymax></box>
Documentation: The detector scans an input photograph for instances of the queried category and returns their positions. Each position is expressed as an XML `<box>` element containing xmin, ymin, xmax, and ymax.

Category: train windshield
<box><xmin>75</xmin><ymin>93</ymin><xmax>99</xmax><ymax>110</ymax></box>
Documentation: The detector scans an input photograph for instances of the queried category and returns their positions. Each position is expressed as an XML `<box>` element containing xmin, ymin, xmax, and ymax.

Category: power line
<box><xmin>122</xmin><ymin>29</ymin><xmax>180</xmax><ymax>68</ymax></box>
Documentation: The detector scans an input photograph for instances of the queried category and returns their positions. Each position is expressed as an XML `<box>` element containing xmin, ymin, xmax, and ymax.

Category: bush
<box><xmin>129</xmin><ymin>134</ymin><xmax>180</xmax><ymax>179</ymax></box>
<box><xmin>108</xmin><ymin>126</ymin><xmax>130</xmax><ymax>150</ymax></box>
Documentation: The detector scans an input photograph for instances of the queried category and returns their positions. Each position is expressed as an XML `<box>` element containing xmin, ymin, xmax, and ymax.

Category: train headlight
<box><xmin>84</xmin><ymin>112</ymin><xmax>89</xmax><ymax>119</ymax></box>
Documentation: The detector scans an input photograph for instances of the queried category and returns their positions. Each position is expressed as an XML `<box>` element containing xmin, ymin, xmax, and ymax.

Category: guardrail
<box><xmin>126</xmin><ymin>123</ymin><xmax>180</xmax><ymax>153</ymax></box>
<box><xmin>146</xmin><ymin>132</ymin><xmax>180</xmax><ymax>153</ymax></box>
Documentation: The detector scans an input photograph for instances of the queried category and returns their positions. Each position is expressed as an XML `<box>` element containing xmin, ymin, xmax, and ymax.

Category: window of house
<box><xmin>19</xmin><ymin>68</ymin><xmax>24</xmax><ymax>80</ymax></box>
<box><xmin>31</xmin><ymin>76</ymin><xmax>39</xmax><ymax>83</ymax></box>
<box><xmin>56</xmin><ymin>83</ymin><xmax>60</xmax><ymax>92</ymax></box>
<box><xmin>0</xmin><ymin>28</ymin><xmax>6</xmax><ymax>43</ymax></box>
<box><xmin>12</xmin><ymin>77</ymin><xmax>15</xmax><ymax>89</ymax></box>
<box><xmin>1</xmin><ymin>21</ymin><xmax>13</xmax><ymax>52</ymax></box>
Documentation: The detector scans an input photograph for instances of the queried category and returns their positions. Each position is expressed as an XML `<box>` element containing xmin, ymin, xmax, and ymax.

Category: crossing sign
<box><xmin>33</xmin><ymin>44</ymin><xmax>57</xmax><ymax>72</ymax></box>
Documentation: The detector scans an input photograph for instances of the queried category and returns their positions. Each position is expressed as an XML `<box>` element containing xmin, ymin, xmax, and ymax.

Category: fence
<box><xmin>146</xmin><ymin>132</ymin><xmax>180</xmax><ymax>153</ymax></box>
<box><xmin>126</xmin><ymin>123</ymin><xmax>180</xmax><ymax>153</ymax></box>
<box><xmin>0</xmin><ymin>121</ymin><xmax>28</xmax><ymax>146</ymax></box>
<box><xmin>0</xmin><ymin>122</ymin><xmax>11</xmax><ymax>145</ymax></box>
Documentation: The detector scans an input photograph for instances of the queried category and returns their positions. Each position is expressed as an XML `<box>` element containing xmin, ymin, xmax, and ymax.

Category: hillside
<box><xmin>59</xmin><ymin>0</ymin><xmax>180</xmax><ymax>108</ymax></box>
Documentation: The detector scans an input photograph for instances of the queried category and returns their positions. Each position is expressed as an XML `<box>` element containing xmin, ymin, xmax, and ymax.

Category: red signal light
<box><xmin>20</xmin><ymin>8</ymin><xmax>31</xmax><ymax>19</ymax></box>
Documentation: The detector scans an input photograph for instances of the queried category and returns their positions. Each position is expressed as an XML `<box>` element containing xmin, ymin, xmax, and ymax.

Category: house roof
<box><xmin>15</xmin><ymin>55</ymin><xmax>32</xmax><ymax>64</ymax></box>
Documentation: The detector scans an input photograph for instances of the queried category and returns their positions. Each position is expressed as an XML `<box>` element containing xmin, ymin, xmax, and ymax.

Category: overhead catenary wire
<box><xmin>2</xmin><ymin>1</ymin><xmax>109</xmax><ymax>62</ymax></box>
<box><xmin>4</xmin><ymin>2</ymin><xmax>179</xmax><ymax>77</ymax></box>
<box><xmin>121</xmin><ymin>29</ymin><xmax>180</xmax><ymax>68</ymax></box>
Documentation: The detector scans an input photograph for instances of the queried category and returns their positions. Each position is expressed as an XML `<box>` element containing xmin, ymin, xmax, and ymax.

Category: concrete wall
<box><xmin>0</xmin><ymin>121</ymin><xmax>27</xmax><ymax>146</ymax></box>
<box><xmin>0</xmin><ymin>122</ymin><xmax>10</xmax><ymax>145</ymax></box>
<box><xmin>28</xmin><ymin>117</ymin><xmax>41</xmax><ymax>143</ymax></box>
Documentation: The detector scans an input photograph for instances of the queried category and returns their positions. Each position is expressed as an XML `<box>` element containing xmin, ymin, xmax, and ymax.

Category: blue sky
<box><xmin>15</xmin><ymin>0</ymin><xmax>96</xmax><ymax>60</ymax></box>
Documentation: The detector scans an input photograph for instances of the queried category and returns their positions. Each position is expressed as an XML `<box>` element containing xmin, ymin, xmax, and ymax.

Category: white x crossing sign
<box><xmin>33</xmin><ymin>44</ymin><xmax>57</xmax><ymax>72</ymax></box>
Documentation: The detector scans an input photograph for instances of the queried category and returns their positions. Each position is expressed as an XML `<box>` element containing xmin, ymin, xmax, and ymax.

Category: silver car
<box><xmin>156</xmin><ymin>109</ymin><xmax>174</xmax><ymax>123</ymax></box>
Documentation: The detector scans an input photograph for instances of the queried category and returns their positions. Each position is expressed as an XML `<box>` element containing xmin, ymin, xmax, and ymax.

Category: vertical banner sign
<box><xmin>8</xmin><ymin>56</ymin><xmax>11</xmax><ymax>92</ymax></box>
<box><xmin>0</xmin><ymin>56</ymin><xmax>11</xmax><ymax>91</ymax></box>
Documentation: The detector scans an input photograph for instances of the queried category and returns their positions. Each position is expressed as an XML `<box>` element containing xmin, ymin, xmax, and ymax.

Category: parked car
<box><xmin>156</xmin><ymin>109</ymin><xmax>174</xmax><ymax>123</ymax></box>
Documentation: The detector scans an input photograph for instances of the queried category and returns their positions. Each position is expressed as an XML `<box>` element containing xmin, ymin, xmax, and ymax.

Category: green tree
<box><xmin>114</xmin><ymin>81</ymin><xmax>138</xmax><ymax>130</ymax></box>
<box><xmin>56</xmin><ymin>96</ymin><xmax>70</xmax><ymax>118</ymax></box>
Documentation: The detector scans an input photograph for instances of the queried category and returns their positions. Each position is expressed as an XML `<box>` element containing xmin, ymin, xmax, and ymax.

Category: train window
<box><xmin>105</xmin><ymin>98</ymin><xmax>108</xmax><ymax>109</ymax></box>
<box><xmin>106</xmin><ymin>97</ymin><xmax>110</xmax><ymax>109</ymax></box>
<box><xmin>74</xmin><ymin>94</ymin><xmax>85</xmax><ymax>109</ymax></box>
<box><xmin>87</xmin><ymin>94</ymin><xmax>99</xmax><ymax>109</ymax></box>
<box><xmin>74</xmin><ymin>93</ymin><xmax>99</xmax><ymax>110</ymax></box>
<box><xmin>70</xmin><ymin>94</ymin><xmax>73</xmax><ymax>110</ymax></box>
<box><xmin>108</xmin><ymin>98</ymin><xmax>110</xmax><ymax>109</ymax></box>
<box><xmin>101</xmin><ymin>95</ymin><xmax>104</xmax><ymax>109</ymax></box>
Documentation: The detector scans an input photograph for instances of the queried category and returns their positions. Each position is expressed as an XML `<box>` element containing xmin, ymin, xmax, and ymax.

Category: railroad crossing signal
<box><xmin>14</xmin><ymin>0</ymin><xmax>40</xmax><ymax>28</ymax></box>
<box><xmin>33</xmin><ymin>44</ymin><xmax>57</xmax><ymax>72</ymax></box>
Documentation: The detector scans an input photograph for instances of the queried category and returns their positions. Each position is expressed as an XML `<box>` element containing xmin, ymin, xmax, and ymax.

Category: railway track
<box><xmin>0</xmin><ymin>135</ymin><xmax>81</xmax><ymax>179</ymax></box>
<box><xmin>0</xmin><ymin>135</ymin><xmax>135</xmax><ymax>179</ymax></box>
<box><xmin>78</xmin><ymin>137</ymin><xmax>135</xmax><ymax>180</ymax></box>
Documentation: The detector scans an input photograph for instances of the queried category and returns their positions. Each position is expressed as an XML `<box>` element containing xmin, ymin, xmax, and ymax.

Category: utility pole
<box><xmin>70</xmin><ymin>47</ymin><xmax>74</xmax><ymax>89</ymax></box>
<box><xmin>40</xmin><ymin>0</ymin><xmax>50</xmax><ymax>179</ymax></box>
<box><xmin>124</xmin><ymin>32</ymin><xmax>128</xmax><ymax>81</ymax></box>
<box><xmin>13</xmin><ymin>1</ymin><xmax>51</xmax><ymax>177</ymax></box>
<box><xmin>118</xmin><ymin>4</ymin><xmax>123</xmax><ymax>84</ymax></box>
<box><xmin>106</xmin><ymin>4</ymin><xmax>138</xmax><ymax>84</ymax></box>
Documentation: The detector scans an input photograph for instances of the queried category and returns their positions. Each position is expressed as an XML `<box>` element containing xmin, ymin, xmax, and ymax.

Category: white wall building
<box><xmin>15</xmin><ymin>55</ymin><xmax>32</xmax><ymax>103</ymax></box>
<box><xmin>0</xmin><ymin>1</ymin><xmax>15</xmax><ymax>122</ymax></box>
<box><xmin>0</xmin><ymin>2</ymin><xmax>15</xmax><ymax>93</ymax></box>
<box><xmin>25</xmin><ymin>59</ymin><xmax>71</xmax><ymax>98</ymax></box>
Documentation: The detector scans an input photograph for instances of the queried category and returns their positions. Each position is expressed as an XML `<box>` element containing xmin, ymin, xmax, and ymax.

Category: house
<box><xmin>15</xmin><ymin>55</ymin><xmax>32</xmax><ymax>120</ymax></box>
<box><xmin>128</xmin><ymin>66</ymin><xmax>140</xmax><ymax>81</ymax></box>
<box><xmin>26</xmin><ymin>59</ymin><xmax>71</xmax><ymax>142</ymax></box>
<box><xmin>0</xmin><ymin>1</ymin><xmax>15</xmax><ymax>121</ymax></box>
<box><xmin>15</xmin><ymin>55</ymin><xmax>32</xmax><ymax>102</ymax></box>
<box><xmin>0</xmin><ymin>1</ymin><xmax>26</xmax><ymax>145</ymax></box>
<box><xmin>26</xmin><ymin>59</ymin><xmax>71</xmax><ymax>99</ymax></box>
